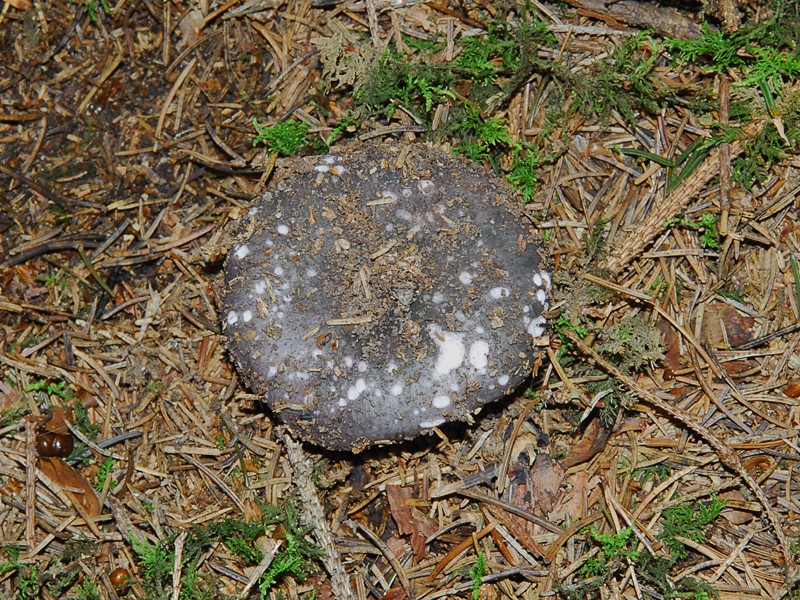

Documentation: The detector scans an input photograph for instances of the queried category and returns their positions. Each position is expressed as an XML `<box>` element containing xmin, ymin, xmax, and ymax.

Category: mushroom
<box><xmin>221</xmin><ymin>142</ymin><xmax>549</xmax><ymax>452</ymax></box>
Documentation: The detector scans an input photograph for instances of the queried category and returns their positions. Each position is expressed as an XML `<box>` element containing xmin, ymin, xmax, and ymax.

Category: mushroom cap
<box><xmin>221</xmin><ymin>142</ymin><xmax>549</xmax><ymax>451</ymax></box>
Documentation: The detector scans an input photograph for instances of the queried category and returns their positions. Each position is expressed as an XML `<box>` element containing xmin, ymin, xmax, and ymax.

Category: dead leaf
<box><xmin>38</xmin><ymin>405</ymin><xmax>70</xmax><ymax>436</ymax></box>
<box><xmin>386</xmin><ymin>485</ymin><xmax>415</xmax><ymax>536</ymax></box>
<box><xmin>39</xmin><ymin>457</ymin><xmax>101</xmax><ymax>517</ymax></box>
<box><xmin>380</xmin><ymin>588</ymin><xmax>407</xmax><ymax>600</ymax></box>
<box><xmin>784</xmin><ymin>381</ymin><xmax>800</xmax><ymax>398</ymax></box>
<box><xmin>701</xmin><ymin>302</ymin><xmax>754</xmax><ymax>349</ymax></box>
<box><xmin>656</xmin><ymin>319</ymin><xmax>681</xmax><ymax>378</ymax></box>
<box><xmin>719</xmin><ymin>490</ymin><xmax>756</xmax><ymax>525</ymax></box>
<box><xmin>529</xmin><ymin>453</ymin><xmax>565</xmax><ymax>515</ymax></box>
<box><xmin>563</xmin><ymin>418</ymin><xmax>612</xmax><ymax>468</ymax></box>
<box><xmin>548</xmin><ymin>469</ymin><xmax>595</xmax><ymax>523</ymax></box>
<box><xmin>386</xmin><ymin>485</ymin><xmax>437</xmax><ymax>561</ymax></box>
<box><xmin>4</xmin><ymin>0</ymin><xmax>32</xmax><ymax>10</ymax></box>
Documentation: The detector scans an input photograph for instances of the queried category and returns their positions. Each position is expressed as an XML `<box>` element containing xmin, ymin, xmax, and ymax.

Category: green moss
<box><xmin>469</xmin><ymin>551</ymin><xmax>487</xmax><ymax>600</ymax></box>
<box><xmin>659</xmin><ymin>495</ymin><xmax>726</xmax><ymax>560</ymax></box>
<box><xmin>252</xmin><ymin>118</ymin><xmax>310</xmax><ymax>156</ymax></box>
<box><xmin>664</xmin><ymin>213</ymin><xmax>721</xmax><ymax>250</ymax></box>
<box><xmin>128</xmin><ymin>498</ymin><xmax>322</xmax><ymax>600</ymax></box>
<box><xmin>571</xmin><ymin>33</ymin><xmax>667</xmax><ymax>125</ymax></box>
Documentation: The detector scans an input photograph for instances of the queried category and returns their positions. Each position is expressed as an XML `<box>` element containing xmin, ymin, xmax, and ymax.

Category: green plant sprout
<box><xmin>129</xmin><ymin>500</ymin><xmax>321</xmax><ymax>600</ymax></box>
<box><xmin>72</xmin><ymin>400</ymin><xmax>100</xmax><ymax>441</ymax></box>
<box><xmin>571</xmin><ymin>32</ymin><xmax>667</xmax><ymax>125</ymax></box>
<box><xmin>69</xmin><ymin>0</ymin><xmax>110</xmax><ymax>24</ymax></box>
<box><xmin>75</xmin><ymin>579</ymin><xmax>102</xmax><ymax>600</ymax></box>
<box><xmin>24</xmin><ymin>378</ymin><xmax>75</xmax><ymax>401</ymax></box>
<box><xmin>553</xmin><ymin>313</ymin><xmax>588</xmax><ymax>354</ymax></box>
<box><xmin>325</xmin><ymin>117</ymin><xmax>359</xmax><ymax>146</ymax></box>
<box><xmin>93</xmin><ymin>457</ymin><xmax>115</xmax><ymax>493</ymax></box>
<box><xmin>258</xmin><ymin>532</ymin><xmax>315</xmax><ymax>598</ymax></box>
<box><xmin>664</xmin><ymin>214</ymin><xmax>722</xmax><ymax>250</ymax></box>
<box><xmin>469</xmin><ymin>551</ymin><xmax>487</xmax><ymax>600</ymax></box>
<box><xmin>252</xmin><ymin>118</ymin><xmax>310</xmax><ymax>156</ymax></box>
<box><xmin>667</xmin><ymin>0</ymin><xmax>800</xmax><ymax>189</ymax></box>
<box><xmin>580</xmin><ymin>526</ymin><xmax>638</xmax><ymax>577</ymax></box>
<box><xmin>1</xmin><ymin>546</ymin><xmax>41</xmax><ymax>599</ymax></box>
<box><xmin>145</xmin><ymin>379</ymin><xmax>165</xmax><ymax>393</ymax></box>
<box><xmin>635</xmin><ymin>462</ymin><xmax>672</xmax><ymax>484</ymax></box>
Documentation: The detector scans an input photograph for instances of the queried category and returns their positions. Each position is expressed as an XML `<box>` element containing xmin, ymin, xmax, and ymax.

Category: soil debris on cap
<box><xmin>220</xmin><ymin>141</ymin><xmax>549</xmax><ymax>452</ymax></box>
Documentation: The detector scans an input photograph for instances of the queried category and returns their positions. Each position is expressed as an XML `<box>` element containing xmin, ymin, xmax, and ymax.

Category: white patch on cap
<box><xmin>498</xmin><ymin>374</ymin><xmax>510</xmax><ymax>387</ymax></box>
<box><xmin>468</xmin><ymin>340</ymin><xmax>489</xmax><ymax>370</ymax></box>
<box><xmin>276</xmin><ymin>224</ymin><xmax>289</xmax><ymax>235</ymax></box>
<box><xmin>315</xmin><ymin>164</ymin><xmax>330</xmax><ymax>173</ymax></box>
<box><xmin>387</xmin><ymin>361</ymin><xmax>398</xmax><ymax>374</ymax></box>
<box><xmin>432</xmin><ymin>395</ymin><xmax>451</xmax><ymax>409</ymax></box>
<box><xmin>391</xmin><ymin>383</ymin><xmax>403</xmax><ymax>396</ymax></box>
<box><xmin>432</xmin><ymin>291</ymin><xmax>445</xmax><ymax>304</ymax></box>
<box><xmin>254</xmin><ymin>280</ymin><xmax>266</xmax><ymax>295</ymax></box>
<box><xmin>337</xmin><ymin>398</ymin><xmax>347</xmax><ymax>407</ymax></box>
<box><xmin>541</xmin><ymin>270</ymin><xmax>551</xmax><ymax>288</ymax></box>
<box><xmin>380</xmin><ymin>190</ymin><xmax>398</xmax><ymax>201</ymax></box>
<box><xmin>533</xmin><ymin>272</ymin><xmax>542</xmax><ymax>287</ymax></box>
<box><xmin>459</xmin><ymin>271</ymin><xmax>473</xmax><ymax>285</ymax></box>
<box><xmin>234</xmin><ymin>245</ymin><xmax>250</xmax><ymax>260</ymax></box>
<box><xmin>536</xmin><ymin>288</ymin><xmax>547</xmax><ymax>305</ymax></box>
<box><xmin>428</xmin><ymin>325</ymin><xmax>465</xmax><ymax>376</ymax></box>
<box><xmin>420</xmin><ymin>418</ymin><xmax>446</xmax><ymax>429</ymax></box>
<box><xmin>307</xmin><ymin>268</ymin><xmax>317</xmax><ymax>277</ymax></box>
<box><xmin>323</xmin><ymin>155</ymin><xmax>337</xmax><ymax>164</ymax></box>
<box><xmin>226</xmin><ymin>311</ymin><xmax>238</xmax><ymax>325</ymax></box>
<box><xmin>242</xmin><ymin>310</ymin><xmax>253</xmax><ymax>322</ymax></box>
<box><xmin>274</xmin><ymin>266</ymin><xmax>284</xmax><ymax>277</ymax></box>
<box><xmin>330</xmin><ymin>164</ymin><xmax>346</xmax><ymax>176</ymax></box>
<box><xmin>358</xmin><ymin>361</ymin><xmax>368</xmax><ymax>373</ymax></box>
<box><xmin>527</xmin><ymin>315</ymin><xmax>547</xmax><ymax>338</ymax></box>
<box><xmin>344</xmin><ymin>357</ymin><xmax>354</xmax><ymax>368</ymax></box>
<box><xmin>490</xmin><ymin>287</ymin><xmax>509</xmax><ymax>299</ymax></box>
<box><xmin>347</xmin><ymin>378</ymin><xmax>367</xmax><ymax>401</ymax></box>
<box><xmin>267</xmin><ymin>366</ymin><xmax>278</xmax><ymax>378</ymax></box>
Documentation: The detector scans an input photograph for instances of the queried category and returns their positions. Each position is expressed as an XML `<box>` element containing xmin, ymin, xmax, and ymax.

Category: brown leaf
<box><xmin>784</xmin><ymin>381</ymin><xmax>800</xmax><ymax>398</ymax></box>
<box><xmin>39</xmin><ymin>405</ymin><xmax>70</xmax><ymax>436</ymax></box>
<box><xmin>562</xmin><ymin>418</ymin><xmax>612</xmax><ymax>468</ymax></box>
<box><xmin>385</xmin><ymin>485</ymin><xmax>437</xmax><ymax>561</ymax></box>
<box><xmin>39</xmin><ymin>457</ymin><xmax>101</xmax><ymax>517</ymax></box>
<box><xmin>386</xmin><ymin>485</ymin><xmax>415</xmax><ymax>536</ymax></box>
<box><xmin>4</xmin><ymin>0</ymin><xmax>33</xmax><ymax>9</ymax></box>
<box><xmin>380</xmin><ymin>588</ymin><xmax>407</xmax><ymax>600</ymax></box>
<box><xmin>719</xmin><ymin>490</ymin><xmax>755</xmax><ymax>525</ymax></box>
<box><xmin>529</xmin><ymin>453</ymin><xmax>564</xmax><ymax>515</ymax></box>
<box><xmin>701</xmin><ymin>302</ymin><xmax>754</xmax><ymax>349</ymax></box>
<box><xmin>656</xmin><ymin>319</ymin><xmax>681</xmax><ymax>378</ymax></box>
<box><xmin>549</xmin><ymin>470</ymin><xmax>596</xmax><ymax>523</ymax></box>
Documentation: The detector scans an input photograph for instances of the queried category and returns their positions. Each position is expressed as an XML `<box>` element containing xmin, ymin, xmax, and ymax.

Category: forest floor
<box><xmin>1</xmin><ymin>0</ymin><xmax>800</xmax><ymax>599</ymax></box>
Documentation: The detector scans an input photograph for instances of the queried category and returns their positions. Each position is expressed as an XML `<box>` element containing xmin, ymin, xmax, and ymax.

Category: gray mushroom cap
<box><xmin>221</xmin><ymin>142</ymin><xmax>549</xmax><ymax>452</ymax></box>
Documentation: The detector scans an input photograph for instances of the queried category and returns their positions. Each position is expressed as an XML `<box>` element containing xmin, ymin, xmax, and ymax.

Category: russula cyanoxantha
<box><xmin>221</xmin><ymin>141</ymin><xmax>549</xmax><ymax>452</ymax></box>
